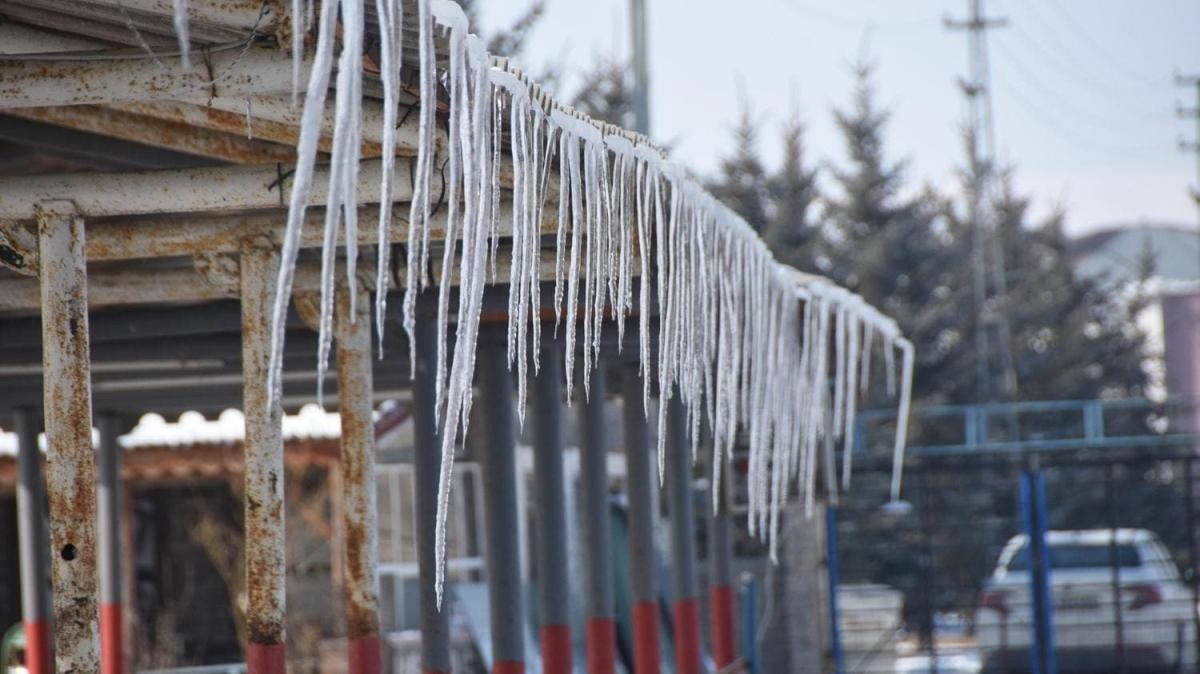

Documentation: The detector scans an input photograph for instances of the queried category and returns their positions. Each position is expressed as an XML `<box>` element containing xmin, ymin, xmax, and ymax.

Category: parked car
<box><xmin>976</xmin><ymin>529</ymin><xmax>1197</xmax><ymax>673</ymax></box>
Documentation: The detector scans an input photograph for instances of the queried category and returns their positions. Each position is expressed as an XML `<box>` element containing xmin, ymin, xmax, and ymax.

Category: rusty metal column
<box><xmin>478</xmin><ymin>341</ymin><xmax>526</xmax><ymax>674</ymax></box>
<box><xmin>240</xmin><ymin>241</ymin><xmax>286</xmax><ymax>674</ymax></box>
<box><xmin>530</xmin><ymin>338</ymin><xmax>572</xmax><ymax>674</ymax></box>
<box><xmin>579</xmin><ymin>365</ymin><xmax>616</xmax><ymax>674</ymax></box>
<box><xmin>411</xmin><ymin>296</ymin><xmax>451</xmax><ymax>674</ymax></box>
<box><xmin>620</xmin><ymin>367</ymin><xmax>660</xmax><ymax>674</ymax></box>
<box><xmin>38</xmin><ymin>205</ymin><xmax>101</xmax><ymax>673</ymax></box>
<box><xmin>664</xmin><ymin>392</ymin><xmax>700</xmax><ymax>674</ymax></box>
<box><xmin>14</xmin><ymin>407</ymin><xmax>51</xmax><ymax>674</ymax></box>
<box><xmin>335</xmin><ymin>288</ymin><xmax>382</xmax><ymax>674</ymax></box>
<box><xmin>97</xmin><ymin>412</ymin><xmax>125</xmax><ymax>674</ymax></box>
<box><xmin>708</xmin><ymin>447</ymin><xmax>736</xmax><ymax>670</ymax></box>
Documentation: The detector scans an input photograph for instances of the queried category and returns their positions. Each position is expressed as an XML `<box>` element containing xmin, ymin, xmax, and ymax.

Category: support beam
<box><xmin>14</xmin><ymin>407</ymin><xmax>51</xmax><ymax>674</ymax></box>
<box><xmin>0</xmin><ymin>45</ymin><xmax>301</xmax><ymax>108</ymax></box>
<box><xmin>708</xmin><ymin>441</ymin><xmax>736</xmax><ymax>670</ymax></box>
<box><xmin>620</xmin><ymin>366</ymin><xmax>661</xmax><ymax>674</ymax></box>
<box><xmin>335</xmin><ymin>287</ymin><xmax>382</xmax><ymax>674</ymax></box>
<box><xmin>0</xmin><ymin>157</ymin><xmax>411</xmax><ymax>221</ymax></box>
<box><xmin>579</xmin><ymin>365</ymin><xmax>616</xmax><ymax>674</ymax></box>
<box><xmin>97</xmin><ymin>412</ymin><xmax>125</xmax><ymax>674</ymax></box>
<box><xmin>38</xmin><ymin>205</ymin><xmax>101</xmax><ymax>672</ymax></box>
<box><xmin>478</xmin><ymin>342</ymin><xmax>526</xmax><ymax>674</ymax></box>
<box><xmin>240</xmin><ymin>241</ymin><xmax>287</xmax><ymax>674</ymax></box>
<box><xmin>530</xmin><ymin>338</ymin><xmax>572</xmax><ymax>674</ymax></box>
<box><xmin>411</xmin><ymin>293</ymin><xmax>452</xmax><ymax>674</ymax></box>
<box><xmin>0</xmin><ymin>0</ymin><xmax>273</xmax><ymax>44</ymax></box>
<box><xmin>664</xmin><ymin>393</ymin><xmax>700</xmax><ymax>674</ymax></box>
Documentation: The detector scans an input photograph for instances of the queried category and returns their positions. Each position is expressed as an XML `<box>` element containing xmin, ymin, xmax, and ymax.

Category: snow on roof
<box><xmin>0</xmin><ymin>404</ymin><xmax>342</xmax><ymax>456</ymax></box>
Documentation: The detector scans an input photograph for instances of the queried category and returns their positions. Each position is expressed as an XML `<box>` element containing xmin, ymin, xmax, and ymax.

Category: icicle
<box><xmin>172</xmin><ymin>0</ymin><xmax>191</xmax><ymax>69</ymax></box>
<box><xmin>403</xmin><ymin>0</ymin><xmax>437</xmax><ymax>379</ymax></box>
<box><xmin>374</xmin><ymin>0</ymin><xmax>403</xmax><ymax>357</ymax></box>
<box><xmin>890</xmin><ymin>339</ymin><xmax>915</xmax><ymax>502</ymax></box>
<box><xmin>266</xmin><ymin>0</ymin><xmax>338</xmax><ymax>406</ymax></box>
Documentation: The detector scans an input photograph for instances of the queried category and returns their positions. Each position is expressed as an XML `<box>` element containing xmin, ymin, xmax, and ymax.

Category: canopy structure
<box><xmin>0</xmin><ymin>2</ymin><xmax>914</xmax><ymax>673</ymax></box>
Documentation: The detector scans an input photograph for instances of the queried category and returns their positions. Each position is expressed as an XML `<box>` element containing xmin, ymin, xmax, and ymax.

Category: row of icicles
<box><xmin>169</xmin><ymin>0</ymin><xmax>915</xmax><ymax>604</ymax></box>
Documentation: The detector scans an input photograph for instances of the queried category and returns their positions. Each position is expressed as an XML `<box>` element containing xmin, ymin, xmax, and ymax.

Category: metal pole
<box><xmin>1020</xmin><ymin>466</ymin><xmax>1056</xmax><ymax>674</ymax></box>
<box><xmin>411</xmin><ymin>295</ymin><xmax>452</xmax><ymax>674</ymax></box>
<box><xmin>620</xmin><ymin>366</ymin><xmax>661</xmax><ymax>674</ymax></box>
<box><xmin>97</xmin><ymin>411</ymin><xmax>125</xmax><ymax>674</ymax></box>
<box><xmin>38</xmin><ymin>204</ymin><xmax>101</xmax><ymax>673</ymax></box>
<box><xmin>14</xmin><ymin>407</ymin><xmax>51</xmax><ymax>674</ymax></box>
<box><xmin>530</xmin><ymin>338</ymin><xmax>572</xmax><ymax>674</ymax></box>
<box><xmin>630</xmin><ymin>0</ymin><xmax>651</xmax><ymax>136</ymax></box>
<box><xmin>664</xmin><ymin>392</ymin><xmax>700</xmax><ymax>674</ymax></box>
<box><xmin>335</xmin><ymin>287</ymin><xmax>382</xmax><ymax>674</ymax></box>
<box><xmin>825</xmin><ymin>506</ymin><xmax>844</xmax><ymax>674</ymax></box>
<box><xmin>579</xmin><ymin>365</ymin><xmax>616</xmax><ymax>674</ymax></box>
<box><xmin>1184</xmin><ymin>457</ymin><xmax>1200</xmax><ymax>670</ymax></box>
<box><xmin>240</xmin><ymin>241</ymin><xmax>286</xmax><ymax>674</ymax></box>
<box><xmin>478</xmin><ymin>342</ymin><xmax>526</xmax><ymax>674</ymax></box>
<box><xmin>1105</xmin><ymin>463</ymin><xmax>1126</xmax><ymax>674</ymax></box>
<box><xmin>740</xmin><ymin>574</ymin><xmax>759</xmax><ymax>674</ymax></box>
<box><xmin>708</xmin><ymin>438</ymin><xmax>736</xmax><ymax>670</ymax></box>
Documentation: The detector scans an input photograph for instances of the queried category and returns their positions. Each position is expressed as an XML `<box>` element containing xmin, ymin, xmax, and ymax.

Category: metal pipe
<box><xmin>530</xmin><ymin>338</ymin><xmax>572</xmax><ymax>674</ymax></box>
<box><xmin>14</xmin><ymin>407</ymin><xmax>51</xmax><ymax>674</ymax></box>
<box><xmin>240</xmin><ymin>241</ymin><xmax>286</xmax><ymax>674</ymax></box>
<box><xmin>38</xmin><ymin>205</ymin><xmax>101</xmax><ymax>672</ymax></box>
<box><xmin>664</xmin><ymin>392</ymin><xmax>700</xmax><ymax>674</ymax></box>
<box><xmin>97</xmin><ymin>412</ymin><xmax>125</xmax><ymax>674</ymax></box>
<box><xmin>478</xmin><ymin>341</ymin><xmax>527</xmax><ymax>674</ymax></box>
<box><xmin>620</xmin><ymin>366</ymin><xmax>661</xmax><ymax>674</ymax></box>
<box><xmin>579</xmin><ymin>365</ymin><xmax>615</xmax><ymax>674</ymax></box>
<box><xmin>411</xmin><ymin>294</ymin><xmax>452</xmax><ymax>674</ymax></box>
<box><xmin>708</xmin><ymin>442</ymin><xmax>736</xmax><ymax>670</ymax></box>
<box><xmin>335</xmin><ymin>288</ymin><xmax>382</xmax><ymax>674</ymax></box>
<box><xmin>0</xmin><ymin>45</ymin><xmax>301</xmax><ymax>108</ymax></box>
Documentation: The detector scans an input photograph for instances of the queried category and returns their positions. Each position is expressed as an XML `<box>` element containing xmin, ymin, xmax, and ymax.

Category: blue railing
<box><xmin>854</xmin><ymin>397</ymin><xmax>1199</xmax><ymax>457</ymax></box>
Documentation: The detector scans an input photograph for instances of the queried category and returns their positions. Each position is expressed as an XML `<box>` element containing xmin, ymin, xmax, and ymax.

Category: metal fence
<box><xmin>834</xmin><ymin>398</ymin><xmax>1200</xmax><ymax>674</ymax></box>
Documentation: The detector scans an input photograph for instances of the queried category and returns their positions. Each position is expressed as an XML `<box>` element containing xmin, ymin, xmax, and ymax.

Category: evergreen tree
<box><xmin>570</xmin><ymin>56</ymin><xmax>635</xmax><ymax>129</ymax></box>
<box><xmin>764</xmin><ymin>111</ymin><xmax>821</xmax><ymax>272</ymax></box>
<box><xmin>708</xmin><ymin>101</ymin><xmax>771</xmax><ymax>233</ymax></box>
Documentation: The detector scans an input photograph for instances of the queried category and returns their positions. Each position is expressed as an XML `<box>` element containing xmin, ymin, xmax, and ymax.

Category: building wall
<box><xmin>1162</xmin><ymin>291</ymin><xmax>1200</xmax><ymax>434</ymax></box>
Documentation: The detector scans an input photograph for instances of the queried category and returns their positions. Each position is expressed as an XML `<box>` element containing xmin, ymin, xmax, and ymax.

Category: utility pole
<box><xmin>630</xmin><ymin>0</ymin><xmax>650</xmax><ymax>135</ymax></box>
<box><xmin>945</xmin><ymin>0</ymin><xmax>1017</xmax><ymax>401</ymax></box>
<box><xmin>1177</xmin><ymin>72</ymin><xmax>1200</xmax><ymax>275</ymax></box>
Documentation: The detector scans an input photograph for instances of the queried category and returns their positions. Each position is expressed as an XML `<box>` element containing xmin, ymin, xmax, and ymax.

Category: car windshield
<box><xmin>1006</xmin><ymin>542</ymin><xmax>1140</xmax><ymax>571</ymax></box>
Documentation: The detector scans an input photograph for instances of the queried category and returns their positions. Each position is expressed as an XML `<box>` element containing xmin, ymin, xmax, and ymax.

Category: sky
<box><xmin>477</xmin><ymin>0</ymin><xmax>1200</xmax><ymax>235</ymax></box>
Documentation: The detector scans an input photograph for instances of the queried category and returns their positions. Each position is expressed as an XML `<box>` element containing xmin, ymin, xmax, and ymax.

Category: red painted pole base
<box><xmin>247</xmin><ymin>642</ymin><xmax>287</xmax><ymax>674</ymax></box>
<box><xmin>493</xmin><ymin>660</ymin><xmax>525</xmax><ymax>674</ymax></box>
<box><xmin>348</xmin><ymin>634</ymin><xmax>382</xmax><ymax>674</ymax></box>
<box><xmin>632</xmin><ymin>601</ymin><xmax>661</xmax><ymax>674</ymax></box>
<box><xmin>585</xmin><ymin>618</ymin><xmax>616</xmax><ymax>674</ymax></box>
<box><xmin>100</xmin><ymin>602</ymin><xmax>124</xmax><ymax>674</ymax></box>
<box><xmin>710</xmin><ymin>585</ymin><xmax>737</xmax><ymax>668</ymax></box>
<box><xmin>22</xmin><ymin>619</ymin><xmax>51</xmax><ymax>674</ymax></box>
<box><xmin>540</xmin><ymin>624</ymin><xmax>573</xmax><ymax>674</ymax></box>
<box><xmin>673</xmin><ymin>598</ymin><xmax>701</xmax><ymax>674</ymax></box>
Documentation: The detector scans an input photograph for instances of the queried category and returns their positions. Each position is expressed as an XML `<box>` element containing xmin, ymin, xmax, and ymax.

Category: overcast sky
<box><xmin>477</xmin><ymin>0</ymin><xmax>1200</xmax><ymax>235</ymax></box>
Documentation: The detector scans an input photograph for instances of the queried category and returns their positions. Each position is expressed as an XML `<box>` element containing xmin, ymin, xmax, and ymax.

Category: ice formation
<box><xmin>171</xmin><ymin>0</ymin><xmax>918</xmax><ymax>602</ymax></box>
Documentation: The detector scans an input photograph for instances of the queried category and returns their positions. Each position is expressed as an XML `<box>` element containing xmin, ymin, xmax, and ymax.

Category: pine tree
<box><xmin>708</xmin><ymin>101</ymin><xmax>771</xmax><ymax>234</ymax></box>
<box><xmin>764</xmin><ymin>111</ymin><xmax>821</xmax><ymax>272</ymax></box>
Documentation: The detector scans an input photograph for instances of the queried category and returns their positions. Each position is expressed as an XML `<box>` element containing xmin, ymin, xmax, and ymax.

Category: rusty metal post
<box><xmin>579</xmin><ymin>364</ymin><xmax>616</xmax><ymax>674</ymax></box>
<box><xmin>708</xmin><ymin>441</ymin><xmax>736</xmax><ymax>670</ymax></box>
<box><xmin>664</xmin><ymin>392</ymin><xmax>700</xmax><ymax>674</ymax></box>
<box><xmin>478</xmin><ymin>341</ymin><xmax>526</xmax><ymax>674</ymax></box>
<box><xmin>240</xmin><ymin>241</ymin><xmax>286</xmax><ymax>674</ymax></box>
<box><xmin>38</xmin><ymin>204</ymin><xmax>101</xmax><ymax>673</ymax></box>
<box><xmin>411</xmin><ymin>293</ymin><xmax>452</xmax><ymax>674</ymax></box>
<box><xmin>529</xmin><ymin>338</ymin><xmax>572</xmax><ymax>674</ymax></box>
<box><xmin>620</xmin><ymin>366</ymin><xmax>661</xmax><ymax>674</ymax></box>
<box><xmin>97</xmin><ymin>412</ymin><xmax>125</xmax><ymax>674</ymax></box>
<box><xmin>14</xmin><ymin>407</ymin><xmax>51</xmax><ymax>674</ymax></box>
<box><xmin>335</xmin><ymin>287</ymin><xmax>382</xmax><ymax>674</ymax></box>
